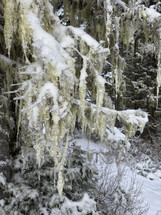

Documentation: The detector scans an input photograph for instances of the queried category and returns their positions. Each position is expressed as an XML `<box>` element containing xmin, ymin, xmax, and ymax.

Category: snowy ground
<box><xmin>71</xmin><ymin>136</ymin><xmax>161</xmax><ymax>215</ymax></box>
<box><xmin>137</xmin><ymin>175</ymin><xmax>161</xmax><ymax>215</ymax></box>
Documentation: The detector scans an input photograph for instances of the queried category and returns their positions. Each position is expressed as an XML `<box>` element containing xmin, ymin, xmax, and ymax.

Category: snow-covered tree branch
<box><xmin>0</xmin><ymin>0</ymin><xmax>160</xmax><ymax>214</ymax></box>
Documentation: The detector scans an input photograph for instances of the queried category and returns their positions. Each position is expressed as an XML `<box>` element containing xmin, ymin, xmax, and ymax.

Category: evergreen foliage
<box><xmin>0</xmin><ymin>144</ymin><xmax>98</xmax><ymax>214</ymax></box>
<box><xmin>0</xmin><ymin>0</ymin><xmax>160</xmax><ymax>214</ymax></box>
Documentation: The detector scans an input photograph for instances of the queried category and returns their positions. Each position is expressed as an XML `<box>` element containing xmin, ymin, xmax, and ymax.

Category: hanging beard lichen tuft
<box><xmin>3</xmin><ymin>0</ymin><xmax>17</xmax><ymax>55</ymax></box>
<box><xmin>2</xmin><ymin>0</ymin><xmax>151</xmax><ymax>197</ymax></box>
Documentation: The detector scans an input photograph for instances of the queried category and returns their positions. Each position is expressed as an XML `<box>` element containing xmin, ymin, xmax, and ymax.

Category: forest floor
<box><xmin>71</xmin><ymin>135</ymin><xmax>161</xmax><ymax>215</ymax></box>
<box><xmin>138</xmin><ymin>175</ymin><xmax>161</xmax><ymax>215</ymax></box>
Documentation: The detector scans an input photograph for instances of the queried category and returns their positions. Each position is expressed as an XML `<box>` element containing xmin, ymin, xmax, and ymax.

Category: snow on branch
<box><xmin>28</xmin><ymin>11</ymin><xmax>69</xmax><ymax>77</ymax></box>
<box><xmin>72</xmin><ymin>98</ymin><xmax>148</xmax><ymax>139</ymax></box>
<box><xmin>22</xmin><ymin>82</ymin><xmax>58</xmax><ymax>112</ymax></box>
<box><xmin>118</xmin><ymin>109</ymin><xmax>148</xmax><ymax>138</ymax></box>
<box><xmin>2</xmin><ymin>0</ymin><xmax>150</xmax><ymax>197</ymax></box>
<box><xmin>141</xmin><ymin>6</ymin><xmax>161</xmax><ymax>22</ymax></box>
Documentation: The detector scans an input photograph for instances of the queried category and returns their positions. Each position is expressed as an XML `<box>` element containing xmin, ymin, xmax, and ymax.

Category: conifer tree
<box><xmin>0</xmin><ymin>0</ymin><xmax>160</xmax><ymax>214</ymax></box>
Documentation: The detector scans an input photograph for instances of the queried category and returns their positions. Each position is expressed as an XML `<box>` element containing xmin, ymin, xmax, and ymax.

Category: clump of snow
<box><xmin>141</xmin><ymin>6</ymin><xmax>161</xmax><ymax>22</ymax></box>
<box><xmin>0</xmin><ymin>173</ymin><xmax>6</xmax><ymax>186</ymax></box>
<box><xmin>106</xmin><ymin>127</ymin><xmax>127</xmax><ymax>144</ymax></box>
<box><xmin>22</xmin><ymin>82</ymin><xmax>58</xmax><ymax>112</ymax></box>
<box><xmin>0</xmin><ymin>54</ymin><xmax>17</xmax><ymax>66</ymax></box>
<box><xmin>57</xmin><ymin>193</ymin><xmax>97</xmax><ymax>215</ymax></box>
<box><xmin>118</xmin><ymin>109</ymin><xmax>148</xmax><ymax>137</ymax></box>
<box><xmin>0</xmin><ymin>200</ymin><xmax>5</xmax><ymax>207</ymax></box>
<box><xmin>28</xmin><ymin>12</ymin><xmax>69</xmax><ymax>76</ymax></box>
<box><xmin>68</xmin><ymin>26</ymin><xmax>100</xmax><ymax>49</ymax></box>
<box><xmin>0</xmin><ymin>161</ymin><xmax>7</xmax><ymax>166</ymax></box>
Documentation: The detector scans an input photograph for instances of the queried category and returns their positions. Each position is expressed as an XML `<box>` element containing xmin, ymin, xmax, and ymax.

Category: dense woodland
<box><xmin>0</xmin><ymin>0</ymin><xmax>161</xmax><ymax>214</ymax></box>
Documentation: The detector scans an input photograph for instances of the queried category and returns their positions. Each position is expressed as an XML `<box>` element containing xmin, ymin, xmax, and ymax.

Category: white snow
<box><xmin>73</xmin><ymin>136</ymin><xmax>161</xmax><ymax>215</ymax></box>
<box><xmin>96</xmin><ymin>75</ymin><xmax>106</xmax><ymax>85</ymax></box>
<box><xmin>0</xmin><ymin>200</ymin><xmax>5</xmax><ymax>207</ymax></box>
<box><xmin>137</xmin><ymin>175</ymin><xmax>161</xmax><ymax>215</ymax></box>
<box><xmin>68</xmin><ymin>26</ymin><xmax>100</xmax><ymax>49</ymax></box>
<box><xmin>40</xmin><ymin>207</ymin><xmax>48</xmax><ymax>215</ymax></box>
<box><xmin>68</xmin><ymin>26</ymin><xmax>109</xmax><ymax>54</ymax></box>
<box><xmin>142</xmin><ymin>7</ymin><xmax>161</xmax><ymax>22</ymax></box>
<box><xmin>119</xmin><ymin>109</ymin><xmax>148</xmax><ymax>126</ymax></box>
<box><xmin>71</xmin><ymin>135</ymin><xmax>106</xmax><ymax>152</ymax></box>
<box><xmin>0</xmin><ymin>54</ymin><xmax>17</xmax><ymax>65</ymax></box>
<box><xmin>22</xmin><ymin>82</ymin><xmax>58</xmax><ymax>111</ymax></box>
<box><xmin>60</xmin><ymin>193</ymin><xmax>97</xmax><ymax>215</ymax></box>
<box><xmin>0</xmin><ymin>173</ymin><xmax>6</xmax><ymax>186</ymax></box>
<box><xmin>106</xmin><ymin>127</ymin><xmax>128</xmax><ymax>144</ymax></box>
<box><xmin>60</xmin><ymin>35</ymin><xmax>75</xmax><ymax>49</ymax></box>
<box><xmin>0</xmin><ymin>161</ymin><xmax>7</xmax><ymax>166</ymax></box>
<box><xmin>155</xmin><ymin>170</ymin><xmax>161</xmax><ymax>179</ymax></box>
<box><xmin>28</xmin><ymin>12</ymin><xmax>69</xmax><ymax>76</ymax></box>
<box><xmin>106</xmin><ymin>0</ymin><xmax>113</xmax><ymax>11</ymax></box>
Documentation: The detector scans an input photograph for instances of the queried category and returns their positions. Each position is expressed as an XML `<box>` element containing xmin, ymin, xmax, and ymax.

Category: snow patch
<box><xmin>0</xmin><ymin>173</ymin><xmax>6</xmax><ymax>186</ymax></box>
<box><xmin>141</xmin><ymin>7</ymin><xmax>161</xmax><ymax>22</ymax></box>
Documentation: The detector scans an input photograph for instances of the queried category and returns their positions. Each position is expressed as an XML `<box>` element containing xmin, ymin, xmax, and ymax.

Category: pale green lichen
<box><xmin>97</xmin><ymin>112</ymin><xmax>107</xmax><ymax>142</ymax></box>
<box><xmin>3</xmin><ymin>0</ymin><xmax>17</xmax><ymax>55</ymax></box>
<box><xmin>118</xmin><ymin>110</ymin><xmax>148</xmax><ymax>138</ymax></box>
<box><xmin>57</xmin><ymin>171</ymin><xmax>64</xmax><ymax>197</ymax></box>
<box><xmin>3</xmin><ymin>0</ymin><xmax>150</xmax><ymax>198</ymax></box>
<box><xmin>79</xmin><ymin>58</ymin><xmax>88</xmax><ymax>129</ymax></box>
<box><xmin>34</xmin><ymin>142</ymin><xmax>45</xmax><ymax>168</ymax></box>
<box><xmin>96</xmin><ymin>75</ymin><xmax>105</xmax><ymax>114</ymax></box>
<box><xmin>18</xmin><ymin>2</ymin><xmax>33</xmax><ymax>61</ymax></box>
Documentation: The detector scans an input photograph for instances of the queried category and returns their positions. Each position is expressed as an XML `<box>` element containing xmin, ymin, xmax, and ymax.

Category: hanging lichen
<box><xmin>79</xmin><ymin>57</ymin><xmax>88</xmax><ymax>129</ymax></box>
<box><xmin>3</xmin><ymin>0</ymin><xmax>16</xmax><ymax>55</ymax></box>
<box><xmin>2</xmin><ymin>0</ymin><xmax>151</xmax><ymax>197</ymax></box>
<box><xmin>118</xmin><ymin>110</ymin><xmax>148</xmax><ymax>138</ymax></box>
<box><xmin>96</xmin><ymin>75</ymin><xmax>106</xmax><ymax>114</ymax></box>
<box><xmin>97</xmin><ymin>112</ymin><xmax>107</xmax><ymax>142</ymax></box>
<box><xmin>18</xmin><ymin>1</ymin><xmax>33</xmax><ymax>61</ymax></box>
